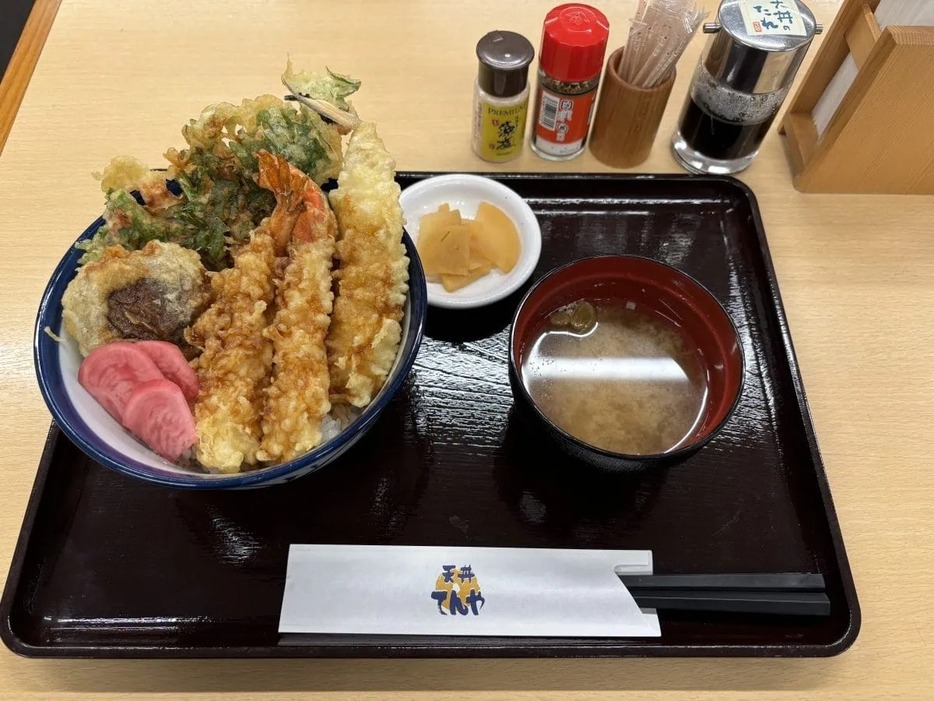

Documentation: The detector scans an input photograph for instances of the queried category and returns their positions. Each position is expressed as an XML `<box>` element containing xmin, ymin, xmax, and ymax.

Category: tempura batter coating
<box><xmin>61</xmin><ymin>240</ymin><xmax>209</xmax><ymax>357</ymax></box>
<box><xmin>257</xmin><ymin>153</ymin><xmax>338</xmax><ymax>462</ymax></box>
<box><xmin>326</xmin><ymin>122</ymin><xmax>409</xmax><ymax>407</ymax></box>
<box><xmin>186</xmin><ymin>233</ymin><xmax>277</xmax><ymax>472</ymax></box>
<box><xmin>186</xmin><ymin>151</ymin><xmax>306</xmax><ymax>472</ymax></box>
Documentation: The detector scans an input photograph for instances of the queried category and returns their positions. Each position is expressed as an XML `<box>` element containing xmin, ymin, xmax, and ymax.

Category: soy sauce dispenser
<box><xmin>671</xmin><ymin>0</ymin><xmax>820</xmax><ymax>175</ymax></box>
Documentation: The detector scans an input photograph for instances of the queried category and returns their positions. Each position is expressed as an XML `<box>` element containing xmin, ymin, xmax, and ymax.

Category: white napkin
<box><xmin>279</xmin><ymin>544</ymin><xmax>660</xmax><ymax>637</ymax></box>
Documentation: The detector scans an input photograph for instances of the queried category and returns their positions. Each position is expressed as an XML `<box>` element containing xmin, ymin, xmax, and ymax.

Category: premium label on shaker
<box><xmin>476</xmin><ymin>100</ymin><xmax>529</xmax><ymax>161</ymax></box>
<box><xmin>738</xmin><ymin>0</ymin><xmax>806</xmax><ymax>37</ymax></box>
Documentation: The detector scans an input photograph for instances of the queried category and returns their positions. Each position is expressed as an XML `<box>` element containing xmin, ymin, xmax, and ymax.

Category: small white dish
<box><xmin>399</xmin><ymin>173</ymin><xmax>542</xmax><ymax>309</ymax></box>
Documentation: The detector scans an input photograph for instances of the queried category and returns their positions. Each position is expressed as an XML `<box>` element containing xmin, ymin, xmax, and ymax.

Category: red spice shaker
<box><xmin>530</xmin><ymin>3</ymin><xmax>610</xmax><ymax>161</ymax></box>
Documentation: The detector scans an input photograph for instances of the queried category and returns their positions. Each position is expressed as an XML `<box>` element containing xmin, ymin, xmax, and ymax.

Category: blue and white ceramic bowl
<box><xmin>34</xmin><ymin>215</ymin><xmax>427</xmax><ymax>489</ymax></box>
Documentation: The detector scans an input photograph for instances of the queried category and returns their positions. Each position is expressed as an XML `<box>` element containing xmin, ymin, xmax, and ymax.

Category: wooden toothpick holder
<box><xmin>779</xmin><ymin>0</ymin><xmax>934</xmax><ymax>194</ymax></box>
<box><xmin>589</xmin><ymin>47</ymin><xmax>676</xmax><ymax>169</ymax></box>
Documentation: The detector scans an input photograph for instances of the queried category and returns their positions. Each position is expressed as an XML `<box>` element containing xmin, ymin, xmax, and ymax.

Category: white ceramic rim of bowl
<box><xmin>398</xmin><ymin>173</ymin><xmax>542</xmax><ymax>309</ymax></box>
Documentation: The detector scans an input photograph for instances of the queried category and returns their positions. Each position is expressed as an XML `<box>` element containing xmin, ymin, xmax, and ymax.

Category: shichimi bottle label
<box><xmin>532</xmin><ymin>84</ymin><xmax>598</xmax><ymax>158</ymax></box>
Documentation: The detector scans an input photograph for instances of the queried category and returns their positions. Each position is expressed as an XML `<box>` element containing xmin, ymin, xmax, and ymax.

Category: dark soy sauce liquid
<box><xmin>678</xmin><ymin>96</ymin><xmax>776</xmax><ymax>161</ymax></box>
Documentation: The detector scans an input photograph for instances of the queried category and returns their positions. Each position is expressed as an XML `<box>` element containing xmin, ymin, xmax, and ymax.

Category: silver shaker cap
<box><xmin>702</xmin><ymin>0</ymin><xmax>818</xmax><ymax>94</ymax></box>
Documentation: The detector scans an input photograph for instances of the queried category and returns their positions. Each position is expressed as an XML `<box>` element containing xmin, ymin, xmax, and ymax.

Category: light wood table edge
<box><xmin>0</xmin><ymin>0</ymin><xmax>62</xmax><ymax>155</ymax></box>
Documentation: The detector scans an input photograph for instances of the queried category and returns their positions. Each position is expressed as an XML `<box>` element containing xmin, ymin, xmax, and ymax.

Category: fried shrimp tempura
<box><xmin>187</xmin><ymin>151</ymin><xmax>307</xmax><ymax>473</ymax></box>
<box><xmin>256</xmin><ymin>152</ymin><xmax>338</xmax><ymax>462</ymax></box>
<box><xmin>326</xmin><ymin>122</ymin><xmax>409</xmax><ymax>407</ymax></box>
<box><xmin>186</xmin><ymin>235</ymin><xmax>277</xmax><ymax>472</ymax></box>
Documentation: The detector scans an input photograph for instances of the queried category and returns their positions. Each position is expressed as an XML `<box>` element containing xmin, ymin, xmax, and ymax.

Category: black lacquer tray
<box><xmin>0</xmin><ymin>173</ymin><xmax>859</xmax><ymax>658</ymax></box>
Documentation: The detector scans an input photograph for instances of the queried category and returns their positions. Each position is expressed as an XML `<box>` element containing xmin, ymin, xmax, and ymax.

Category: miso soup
<box><xmin>520</xmin><ymin>299</ymin><xmax>708</xmax><ymax>455</ymax></box>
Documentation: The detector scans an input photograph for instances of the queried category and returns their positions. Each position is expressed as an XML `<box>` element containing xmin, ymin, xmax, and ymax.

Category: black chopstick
<box><xmin>618</xmin><ymin>573</ymin><xmax>831</xmax><ymax>617</ymax></box>
<box><xmin>628</xmin><ymin>589</ymin><xmax>830</xmax><ymax>617</ymax></box>
<box><xmin>618</xmin><ymin>573</ymin><xmax>826</xmax><ymax>592</ymax></box>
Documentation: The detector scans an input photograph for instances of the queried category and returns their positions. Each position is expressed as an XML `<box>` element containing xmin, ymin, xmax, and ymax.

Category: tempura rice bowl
<box><xmin>34</xmin><ymin>216</ymin><xmax>427</xmax><ymax>489</ymax></box>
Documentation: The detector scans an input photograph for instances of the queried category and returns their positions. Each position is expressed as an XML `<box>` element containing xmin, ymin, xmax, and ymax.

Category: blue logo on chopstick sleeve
<box><xmin>431</xmin><ymin>565</ymin><xmax>485</xmax><ymax>615</ymax></box>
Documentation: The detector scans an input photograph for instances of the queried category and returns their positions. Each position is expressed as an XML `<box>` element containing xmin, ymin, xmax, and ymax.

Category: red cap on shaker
<box><xmin>538</xmin><ymin>4</ymin><xmax>610</xmax><ymax>83</ymax></box>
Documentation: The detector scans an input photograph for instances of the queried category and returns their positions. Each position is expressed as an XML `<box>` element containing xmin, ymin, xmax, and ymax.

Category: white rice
<box><xmin>321</xmin><ymin>405</ymin><xmax>362</xmax><ymax>443</ymax></box>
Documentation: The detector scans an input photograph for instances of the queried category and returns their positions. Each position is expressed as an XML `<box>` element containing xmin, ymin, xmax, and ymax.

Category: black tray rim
<box><xmin>1</xmin><ymin>171</ymin><xmax>861</xmax><ymax>659</ymax></box>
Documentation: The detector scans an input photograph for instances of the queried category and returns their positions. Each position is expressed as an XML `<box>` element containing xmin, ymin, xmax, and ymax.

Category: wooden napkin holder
<box><xmin>779</xmin><ymin>0</ymin><xmax>934</xmax><ymax>194</ymax></box>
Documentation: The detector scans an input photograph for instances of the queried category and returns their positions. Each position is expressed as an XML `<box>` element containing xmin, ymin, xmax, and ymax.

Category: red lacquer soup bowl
<box><xmin>508</xmin><ymin>255</ymin><xmax>745</xmax><ymax>473</ymax></box>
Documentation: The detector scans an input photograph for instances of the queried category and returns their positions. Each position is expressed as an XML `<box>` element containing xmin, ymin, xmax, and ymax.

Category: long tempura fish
<box><xmin>326</xmin><ymin>121</ymin><xmax>410</xmax><ymax>407</ymax></box>
<box><xmin>186</xmin><ymin>151</ymin><xmax>306</xmax><ymax>472</ymax></box>
<box><xmin>257</xmin><ymin>152</ymin><xmax>338</xmax><ymax>462</ymax></box>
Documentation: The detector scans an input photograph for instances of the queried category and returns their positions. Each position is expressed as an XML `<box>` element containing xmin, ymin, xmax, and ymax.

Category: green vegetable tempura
<box><xmin>79</xmin><ymin>67</ymin><xmax>360</xmax><ymax>270</ymax></box>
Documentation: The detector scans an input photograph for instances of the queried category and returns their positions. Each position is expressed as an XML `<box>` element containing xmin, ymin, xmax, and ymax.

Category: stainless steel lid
<box><xmin>702</xmin><ymin>0</ymin><xmax>819</xmax><ymax>94</ymax></box>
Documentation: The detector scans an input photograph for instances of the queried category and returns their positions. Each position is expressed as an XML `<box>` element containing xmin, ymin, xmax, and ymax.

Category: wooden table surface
<box><xmin>1</xmin><ymin>1</ymin><xmax>931</xmax><ymax>698</ymax></box>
